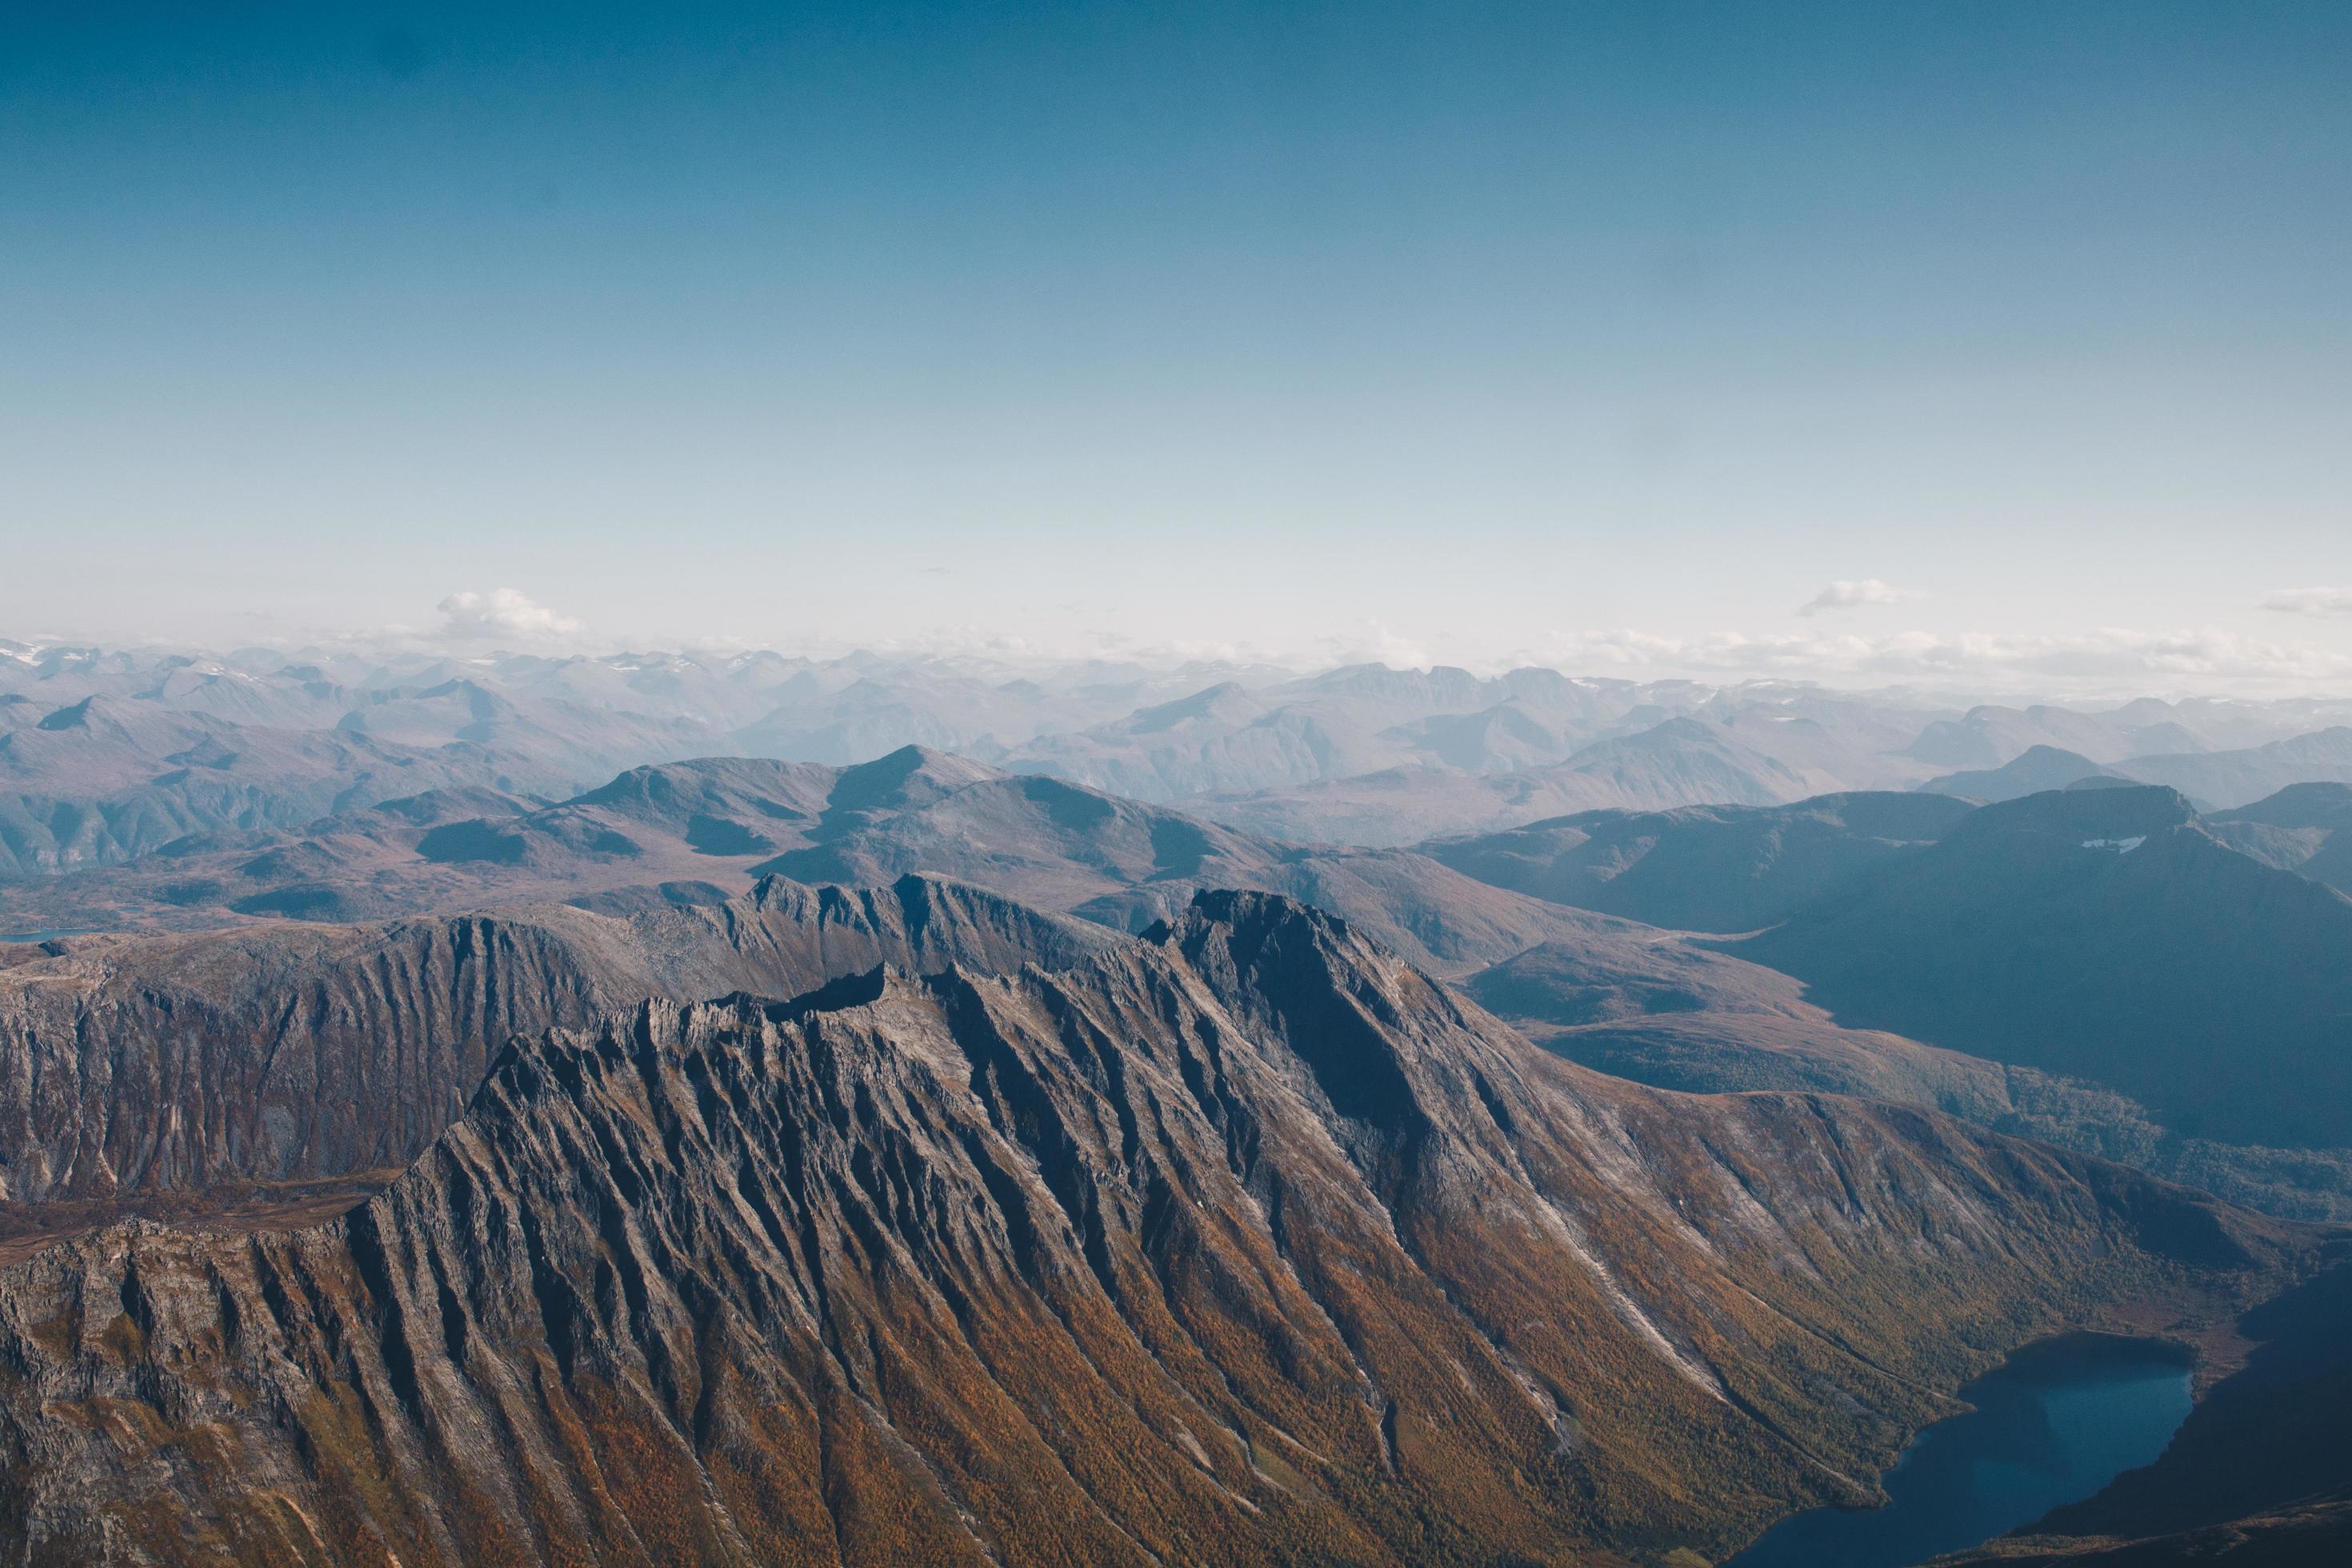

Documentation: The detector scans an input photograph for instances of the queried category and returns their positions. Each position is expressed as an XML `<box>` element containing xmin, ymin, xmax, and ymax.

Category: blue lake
<box><xmin>1724</xmin><ymin>1335</ymin><xmax>2193</xmax><ymax>1568</ymax></box>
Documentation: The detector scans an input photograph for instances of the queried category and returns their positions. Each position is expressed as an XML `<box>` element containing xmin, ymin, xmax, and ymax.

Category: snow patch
<box><xmin>2081</xmin><ymin>836</ymin><xmax>2146</xmax><ymax>854</ymax></box>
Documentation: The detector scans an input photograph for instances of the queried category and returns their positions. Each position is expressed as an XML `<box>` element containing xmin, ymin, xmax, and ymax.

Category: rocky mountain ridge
<box><xmin>0</xmin><ymin>874</ymin><xmax>1112</xmax><ymax>1244</ymax></box>
<box><xmin>0</xmin><ymin>891</ymin><xmax>2306</xmax><ymax>1566</ymax></box>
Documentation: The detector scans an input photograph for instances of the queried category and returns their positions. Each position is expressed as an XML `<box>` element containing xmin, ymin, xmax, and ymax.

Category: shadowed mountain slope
<box><xmin>1461</xmin><ymin>927</ymin><xmax>2352</xmax><ymax>1223</ymax></box>
<box><xmin>1423</xmin><ymin>791</ymin><xmax>1971</xmax><ymax>933</ymax></box>
<box><xmin>1735</xmin><ymin>786</ymin><xmax>2352</xmax><ymax>1150</ymax></box>
<box><xmin>1418</xmin><ymin>785</ymin><xmax>2352</xmax><ymax>1217</ymax></box>
<box><xmin>0</xmin><ymin>892</ymin><xmax>2305</xmax><ymax>1566</ymax></box>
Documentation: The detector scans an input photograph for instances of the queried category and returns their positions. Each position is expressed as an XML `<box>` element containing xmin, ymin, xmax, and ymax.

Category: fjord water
<box><xmin>1725</xmin><ymin>1336</ymin><xmax>2193</xmax><ymax>1568</ymax></box>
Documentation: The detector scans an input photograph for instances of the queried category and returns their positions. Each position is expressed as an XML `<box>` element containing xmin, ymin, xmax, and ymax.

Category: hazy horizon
<box><xmin>14</xmin><ymin>616</ymin><xmax>2352</xmax><ymax>710</ymax></box>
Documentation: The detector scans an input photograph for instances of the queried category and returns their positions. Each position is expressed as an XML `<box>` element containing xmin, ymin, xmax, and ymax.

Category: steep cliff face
<box><xmin>0</xmin><ymin>874</ymin><xmax>1113</xmax><ymax>1216</ymax></box>
<box><xmin>0</xmin><ymin>894</ymin><xmax>2295</xmax><ymax>1566</ymax></box>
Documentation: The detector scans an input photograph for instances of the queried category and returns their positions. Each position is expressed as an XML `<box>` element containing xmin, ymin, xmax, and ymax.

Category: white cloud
<box><xmin>2261</xmin><ymin>586</ymin><xmax>2352</xmax><ymax>618</ymax></box>
<box><xmin>1798</xmin><ymin>578</ymin><xmax>1925</xmax><ymax>616</ymax></box>
<box><xmin>435</xmin><ymin>588</ymin><xmax>585</xmax><ymax>644</ymax></box>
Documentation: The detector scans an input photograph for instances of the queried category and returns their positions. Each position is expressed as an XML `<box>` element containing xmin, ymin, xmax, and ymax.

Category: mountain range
<box><xmin>0</xmin><ymin>891</ymin><xmax>2309</xmax><ymax>1565</ymax></box>
<box><xmin>0</xmin><ymin>748</ymin><xmax>1647</xmax><ymax>982</ymax></box>
<box><xmin>1420</xmin><ymin>782</ymin><xmax>2352</xmax><ymax>1221</ymax></box>
<box><xmin>1916</xmin><ymin>728</ymin><xmax>2352</xmax><ymax>813</ymax></box>
<box><xmin>11</xmin><ymin>639</ymin><xmax>2352</xmax><ymax>1563</ymax></box>
<box><xmin>18</xmin><ymin>737</ymin><xmax>2352</xmax><ymax>1216</ymax></box>
<box><xmin>18</xmin><ymin>644</ymin><xmax>2352</xmax><ymax>865</ymax></box>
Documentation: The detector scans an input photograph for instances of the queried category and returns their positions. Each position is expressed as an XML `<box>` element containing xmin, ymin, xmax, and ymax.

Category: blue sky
<box><xmin>4</xmin><ymin>2</ymin><xmax>2349</xmax><ymax>688</ymax></box>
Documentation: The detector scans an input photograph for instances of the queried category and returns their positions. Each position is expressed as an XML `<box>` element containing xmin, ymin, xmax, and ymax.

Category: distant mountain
<box><xmin>1736</xmin><ymin>786</ymin><xmax>2352</xmax><ymax>1150</ymax></box>
<box><xmin>1546</xmin><ymin>715</ymin><xmax>1818</xmax><ymax>806</ymax></box>
<box><xmin>1005</xmin><ymin>678</ymin><xmax>1395</xmax><ymax>798</ymax></box>
<box><xmin>730</xmin><ymin>667</ymin><xmax>1082</xmax><ymax>762</ymax></box>
<box><xmin>2114</xmin><ymin>726</ymin><xmax>2352</xmax><ymax>810</ymax></box>
<box><xmin>1424</xmin><ymin>791</ymin><xmax>1970</xmax><ymax>932</ymax></box>
<box><xmin>326</xmin><ymin>675</ymin><xmax>726</xmax><ymax>792</ymax></box>
<box><xmin>0</xmin><ymin>745</ymin><xmax>1639</xmax><ymax>982</ymax></box>
<box><xmin>0</xmin><ymin>892</ymin><xmax>2301</xmax><ymax>1565</ymax></box>
<box><xmin>0</xmin><ymin>750</ymin><xmax>977</xmax><ymax>934</ymax></box>
<box><xmin>24</xmin><ymin>639</ymin><xmax>2352</xmax><ymax>859</ymax></box>
<box><xmin>1904</xmin><ymin>703</ymin><xmax>2198</xmax><ymax>770</ymax></box>
<box><xmin>2207</xmin><ymin>781</ymin><xmax>2352</xmax><ymax>894</ymax></box>
<box><xmin>1192</xmin><ymin>715</ymin><xmax>1832</xmax><ymax>845</ymax></box>
<box><xmin>0</xmin><ymin>646</ymin><xmax>1271</xmax><ymax>842</ymax></box>
<box><xmin>0</xmin><ymin>698</ymin><xmax>516</xmax><ymax>874</ymax></box>
<box><xmin>744</xmin><ymin>761</ymin><xmax>1638</xmax><ymax>974</ymax></box>
<box><xmin>1010</xmin><ymin>667</ymin><xmax>1974</xmax><ymax>816</ymax></box>
<box><xmin>1918</xmin><ymin>745</ymin><xmax>2126</xmax><ymax>802</ymax></box>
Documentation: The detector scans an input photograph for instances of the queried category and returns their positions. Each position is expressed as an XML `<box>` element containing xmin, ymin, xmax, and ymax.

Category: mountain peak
<box><xmin>1148</xmin><ymin>884</ymin><xmax>1358</xmax><ymax>953</ymax></box>
<box><xmin>828</xmin><ymin>743</ymin><xmax>1002</xmax><ymax>806</ymax></box>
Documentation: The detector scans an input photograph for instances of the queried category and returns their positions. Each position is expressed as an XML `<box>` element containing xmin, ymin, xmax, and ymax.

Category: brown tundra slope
<box><xmin>0</xmin><ymin>874</ymin><xmax>1114</xmax><ymax>1245</ymax></box>
<box><xmin>0</xmin><ymin>892</ymin><xmax>2308</xmax><ymax>1567</ymax></box>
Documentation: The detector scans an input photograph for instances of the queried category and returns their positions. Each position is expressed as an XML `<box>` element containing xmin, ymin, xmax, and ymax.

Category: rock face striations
<box><xmin>0</xmin><ymin>893</ymin><xmax>2297</xmax><ymax>1566</ymax></box>
<box><xmin>0</xmin><ymin>874</ymin><xmax>1113</xmax><ymax>1230</ymax></box>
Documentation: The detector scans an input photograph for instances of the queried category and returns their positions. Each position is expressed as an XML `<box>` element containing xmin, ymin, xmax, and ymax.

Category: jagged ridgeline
<box><xmin>0</xmin><ymin>874</ymin><xmax>1115</xmax><ymax>1232</ymax></box>
<box><xmin>0</xmin><ymin>892</ymin><xmax>2302</xmax><ymax>1566</ymax></box>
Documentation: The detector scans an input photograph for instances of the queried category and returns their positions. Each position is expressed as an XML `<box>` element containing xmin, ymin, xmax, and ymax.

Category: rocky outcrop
<box><xmin>0</xmin><ymin>894</ymin><xmax>2300</xmax><ymax>1566</ymax></box>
